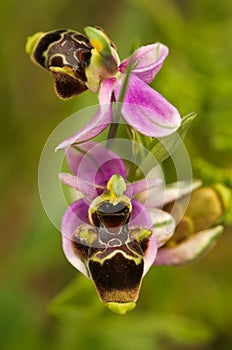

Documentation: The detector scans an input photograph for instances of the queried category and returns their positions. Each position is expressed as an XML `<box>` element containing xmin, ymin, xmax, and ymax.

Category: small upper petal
<box><xmin>155</xmin><ymin>225</ymin><xmax>223</xmax><ymax>266</ymax></box>
<box><xmin>119</xmin><ymin>43</ymin><xmax>169</xmax><ymax>84</ymax></box>
<box><xmin>149</xmin><ymin>209</ymin><xmax>176</xmax><ymax>248</ymax></box>
<box><xmin>59</xmin><ymin>173</ymin><xmax>102</xmax><ymax>201</ymax></box>
<box><xmin>161</xmin><ymin>180</ymin><xmax>202</xmax><ymax>206</ymax></box>
<box><xmin>61</xmin><ymin>199</ymin><xmax>90</xmax><ymax>277</ymax></box>
<box><xmin>146</xmin><ymin>180</ymin><xmax>202</xmax><ymax>209</ymax></box>
<box><xmin>125</xmin><ymin>178</ymin><xmax>162</xmax><ymax>198</ymax></box>
<box><xmin>114</xmin><ymin>74</ymin><xmax>181</xmax><ymax>137</ymax></box>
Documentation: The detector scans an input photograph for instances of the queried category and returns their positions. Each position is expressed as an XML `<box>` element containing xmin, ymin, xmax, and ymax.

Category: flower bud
<box><xmin>164</xmin><ymin>185</ymin><xmax>225</xmax><ymax>249</ymax></box>
<box><xmin>166</xmin><ymin>216</ymin><xmax>194</xmax><ymax>247</ymax></box>
<box><xmin>184</xmin><ymin>187</ymin><xmax>224</xmax><ymax>232</ymax></box>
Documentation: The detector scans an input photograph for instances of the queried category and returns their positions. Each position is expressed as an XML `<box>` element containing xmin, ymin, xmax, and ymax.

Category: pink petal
<box><xmin>120</xmin><ymin>43</ymin><xmax>169</xmax><ymax>84</ymax></box>
<box><xmin>65</xmin><ymin>142</ymin><xmax>97</xmax><ymax>175</ymax></box>
<box><xmin>99</xmin><ymin>77</ymin><xmax>116</xmax><ymax>103</ymax></box>
<box><xmin>143</xmin><ymin>233</ymin><xmax>157</xmax><ymax>276</ymax></box>
<box><xmin>62</xmin><ymin>199</ymin><xmax>90</xmax><ymax>277</ymax></box>
<box><xmin>56</xmin><ymin>78</ymin><xmax>116</xmax><ymax>150</ymax></box>
<box><xmin>64</xmin><ymin>142</ymin><xmax>126</xmax><ymax>195</ymax></box>
<box><xmin>56</xmin><ymin>104</ymin><xmax>112</xmax><ymax>150</ymax></box>
<box><xmin>161</xmin><ymin>180</ymin><xmax>202</xmax><ymax>206</ymax></box>
<box><xmin>59</xmin><ymin>173</ymin><xmax>77</xmax><ymax>188</ymax></box>
<box><xmin>114</xmin><ymin>74</ymin><xmax>181</xmax><ymax>137</ymax></box>
<box><xmin>125</xmin><ymin>178</ymin><xmax>162</xmax><ymax>198</ymax></box>
<box><xmin>146</xmin><ymin>180</ymin><xmax>202</xmax><ymax>209</ymax></box>
<box><xmin>130</xmin><ymin>199</ymin><xmax>153</xmax><ymax>228</ymax></box>
<box><xmin>130</xmin><ymin>199</ymin><xmax>157</xmax><ymax>275</ymax></box>
<box><xmin>59</xmin><ymin>173</ymin><xmax>101</xmax><ymax>201</ymax></box>
<box><xmin>149</xmin><ymin>209</ymin><xmax>176</xmax><ymax>248</ymax></box>
<box><xmin>155</xmin><ymin>225</ymin><xmax>223</xmax><ymax>266</ymax></box>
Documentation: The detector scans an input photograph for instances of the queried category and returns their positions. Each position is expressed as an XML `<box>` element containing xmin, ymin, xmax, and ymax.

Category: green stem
<box><xmin>106</xmin><ymin>94</ymin><xmax>121</xmax><ymax>147</ymax></box>
<box><xmin>106</xmin><ymin>112</ymin><xmax>120</xmax><ymax>143</ymax></box>
<box><xmin>106</xmin><ymin>55</ymin><xmax>134</xmax><ymax>148</ymax></box>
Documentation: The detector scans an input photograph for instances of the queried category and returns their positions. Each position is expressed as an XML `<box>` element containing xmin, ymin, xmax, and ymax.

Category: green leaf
<box><xmin>138</xmin><ymin>112</ymin><xmax>197</xmax><ymax>171</ymax></box>
<box><xmin>106</xmin><ymin>55</ymin><xmax>134</xmax><ymax>143</ymax></box>
<box><xmin>152</xmin><ymin>112</ymin><xmax>197</xmax><ymax>161</ymax></box>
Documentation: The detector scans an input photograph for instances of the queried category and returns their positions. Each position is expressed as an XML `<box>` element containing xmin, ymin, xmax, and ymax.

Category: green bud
<box><xmin>166</xmin><ymin>216</ymin><xmax>194</xmax><ymax>247</ymax></box>
<box><xmin>213</xmin><ymin>183</ymin><xmax>231</xmax><ymax>211</ymax></box>
<box><xmin>185</xmin><ymin>187</ymin><xmax>223</xmax><ymax>232</ymax></box>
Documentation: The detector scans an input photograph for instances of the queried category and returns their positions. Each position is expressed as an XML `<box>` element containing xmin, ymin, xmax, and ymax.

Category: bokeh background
<box><xmin>1</xmin><ymin>0</ymin><xmax>232</xmax><ymax>349</ymax></box>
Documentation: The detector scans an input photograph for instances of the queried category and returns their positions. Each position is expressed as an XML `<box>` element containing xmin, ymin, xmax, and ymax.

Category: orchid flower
<box><xmin>60</xmin><ymin>142</ymin><xmax>164</xmax><ymax>314</ymax></box>
<box><xmin>59</xmin><ymin>142</ymin><xmax>224</xmax><ymax>314</ymax></box>
<box><xmin>26</xmin><ymin>26</ymin><xmax>181</xmax><ymax>149</ymax></box>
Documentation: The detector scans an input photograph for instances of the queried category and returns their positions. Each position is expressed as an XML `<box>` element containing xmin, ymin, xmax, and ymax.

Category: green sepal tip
<box><xmin>84</xmin><ymin>26</ymin><xmax>111</xmax><ymax>55</ymax></box>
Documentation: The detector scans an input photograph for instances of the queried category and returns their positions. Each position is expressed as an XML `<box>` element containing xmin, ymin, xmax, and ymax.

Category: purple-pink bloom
<box><xmin>57</xmin><ymin>44</ymin><xmax>181</xmax><ymax>150</ymax></box>
<box><xmin>60</xmin><ymin>142</ymin><xmax>162</xmax><ymax>277</ymax></box>
<box><xmin>59</xmin><ymin>142</ymin><xmax>223</xmax><ymax>271</ymax></box>
<box><xmin>59</xmin><ymin>142</ymin><xmax>223</xmax><ymax>313</ymax></box>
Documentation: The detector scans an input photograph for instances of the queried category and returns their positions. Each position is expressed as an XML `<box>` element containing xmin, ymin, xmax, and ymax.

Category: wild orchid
<box><xmin>26</xmin><ymin>25</ymin><xmax>226</xmax><ymax>315</ymax></box>
<box><xmin>59</xmin><ymin>142</ymin><xmax>224</xmax><ymax>314</ymax></box>
<box><xmin>26</xmin><ymin>26</ymin><xmax>181</xmax><ymax>149</ymax></box>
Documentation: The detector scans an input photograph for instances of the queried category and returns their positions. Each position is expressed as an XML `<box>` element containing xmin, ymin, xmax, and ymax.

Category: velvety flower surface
<box><xmin>59</xmin><ymin>142</ymin><xmax>224</xmax><ymax>314</ymax></box>
<box><xmin>60</xmin><ymin>142</ymin><xmax>174</xmax><ymax>313</ymax></box>
<box><xmin>55</xmin><ymin>27</ymin><xmax>181</xmax><ymax>149</ymax></box>
<box><xmin>26</xmin><ymin>26</ymin><xmax>181</xmax><ymax>148</ymax></box>
<box><xmin>60</xmin><ymin>142</ymin><xmax>164</xmax><ymax>274</ymax></box>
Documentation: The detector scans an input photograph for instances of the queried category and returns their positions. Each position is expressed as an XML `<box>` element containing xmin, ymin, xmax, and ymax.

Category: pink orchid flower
<box><xmin>25</xmin><ymin>27</ymin><xmax>181</xmax><ymax>149</ymax></box>
<box><xmin>59</xmin><ymin>142</ymin><xmax>223</xmax><ymax>314</ymax></box>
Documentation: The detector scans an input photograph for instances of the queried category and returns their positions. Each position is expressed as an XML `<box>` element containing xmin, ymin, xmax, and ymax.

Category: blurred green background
<box><xmin>1</xmin><ymin>0</ymin><xmax>232</xmax><ymax>349</ymax></box>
